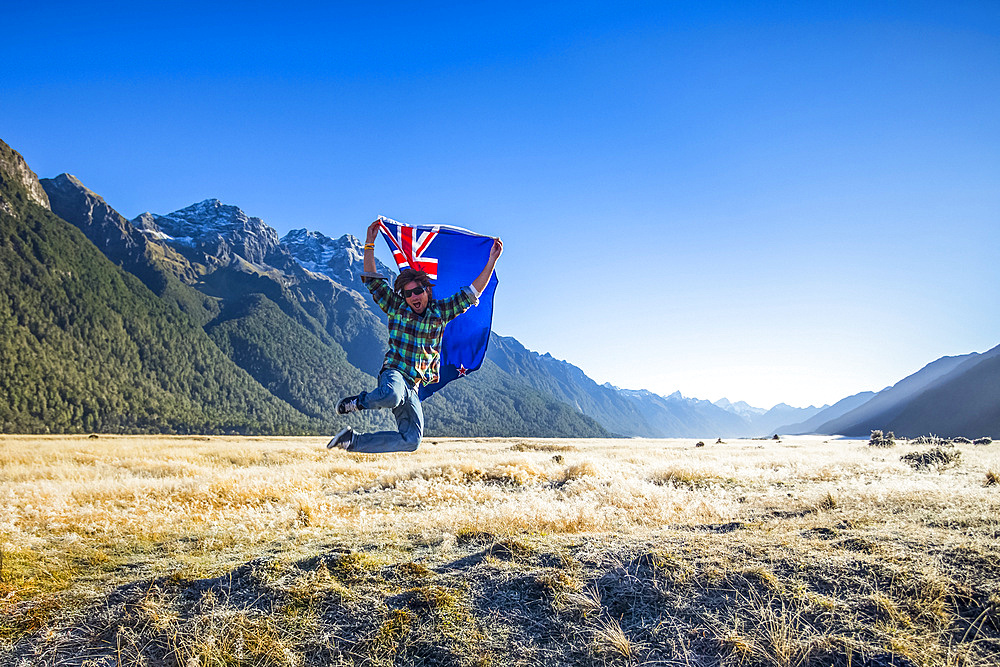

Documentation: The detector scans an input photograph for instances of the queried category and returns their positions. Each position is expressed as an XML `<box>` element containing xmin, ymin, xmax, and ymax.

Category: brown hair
<box><xmin>394</xmin><ymin>269</ymin><xmax>434</xmax><ymax>300</ymax></box>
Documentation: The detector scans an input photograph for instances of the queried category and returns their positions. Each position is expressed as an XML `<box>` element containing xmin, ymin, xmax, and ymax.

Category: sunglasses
<box><xmin>401</xmin><ymin>286</ymin><xmax>426</xmax><ymax>298</ymax></box>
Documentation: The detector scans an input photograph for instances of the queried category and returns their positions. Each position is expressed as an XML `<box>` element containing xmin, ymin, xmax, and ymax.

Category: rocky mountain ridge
<box><xmin>136</xmin><ymin>199</ymin><xmax>280</xmax><ymax>265</ymax></box>
<box><xmin>281</xmin><ymin>227</ymin><xmax>396</xmax><ymax>308</ymax></box>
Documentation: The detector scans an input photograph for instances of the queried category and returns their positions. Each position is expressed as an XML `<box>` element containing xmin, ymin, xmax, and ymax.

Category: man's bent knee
<box><xmin>399</xmin><ymin>424</ymin><xmax>422</xmax><ymax>451</ymax></box>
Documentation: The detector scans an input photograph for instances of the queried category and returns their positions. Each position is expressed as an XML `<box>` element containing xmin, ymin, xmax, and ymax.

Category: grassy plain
<box><xmin>1</xmin><ymin>434</ymin><xmax>998</xmax><ymax>666</ymax></box>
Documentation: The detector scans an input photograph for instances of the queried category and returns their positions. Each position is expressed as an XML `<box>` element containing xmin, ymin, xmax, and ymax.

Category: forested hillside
<box><xmin>0</xmin><ymin>140</ymin><xmax>316</xmax><ymax>434</ymax></box>
<box><xmin>40</xmin><ymin>172</ymin><xmax>221</xmax><ymax>326</ymax></box>
<box><xmin>206</xmin><ymin>294</ymin><xmax>392</xmax><ymax>432</ymax></box>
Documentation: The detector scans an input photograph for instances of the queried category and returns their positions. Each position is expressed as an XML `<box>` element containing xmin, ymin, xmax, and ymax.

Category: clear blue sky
<box><xmin>4</xmin><ymin>1</ymin><xmax>998</xmax><ymax>408</ymax></box>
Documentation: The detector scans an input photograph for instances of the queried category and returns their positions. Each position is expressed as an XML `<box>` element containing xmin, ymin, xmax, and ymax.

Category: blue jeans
<box><xmin>353</xmin><ymin>369</ymin><xmax>423</xmax><ymax>453</ymax></box>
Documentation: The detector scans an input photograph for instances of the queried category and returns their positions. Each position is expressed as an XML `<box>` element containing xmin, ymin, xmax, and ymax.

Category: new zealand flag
<box><xmin>377</xmin><ymin>216</ymin><xmax>498</xmax><ymax>400</ymax></box>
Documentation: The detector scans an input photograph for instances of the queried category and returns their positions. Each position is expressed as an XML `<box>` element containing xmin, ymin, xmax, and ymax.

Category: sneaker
<box><xmin>337</xmin><ymin>395</ymin><xmax>362</xmax><ymax>414</ymax></box>
<box><xmin>327</xmin><ymin>427</ymin><xmax>355</xmax><ymax>450</ymax></box>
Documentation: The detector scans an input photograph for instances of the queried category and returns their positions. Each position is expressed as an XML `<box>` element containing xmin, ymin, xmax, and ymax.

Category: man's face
<box><xmin>402</xmin><ymin>280</ymin><xmax>429</xmax><ymax>314</ymax></box>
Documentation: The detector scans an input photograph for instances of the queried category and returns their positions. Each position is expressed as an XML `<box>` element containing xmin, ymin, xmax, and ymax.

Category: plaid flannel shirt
<box><xmin>363</xmin><ymin>276</ymin><xmax>478</xmax><ymax>387</ymax></box>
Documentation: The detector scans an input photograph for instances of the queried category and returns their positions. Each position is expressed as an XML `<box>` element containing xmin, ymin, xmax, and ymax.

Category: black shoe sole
<box><xmin>327</xmin><ymin>427</ymin><xmax>353</xmax><ymax>449</ymax></box>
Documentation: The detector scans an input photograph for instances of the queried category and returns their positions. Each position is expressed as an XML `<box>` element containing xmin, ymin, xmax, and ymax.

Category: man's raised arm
<box><xmin>362</xmin><ymin>219</ymin><xmax>382</xmax><ymax>279</ymax></box>
<box><xmin>472</xmin><ymin>238</ymin><xmax>503</xmax><ymax>294</ymax></box>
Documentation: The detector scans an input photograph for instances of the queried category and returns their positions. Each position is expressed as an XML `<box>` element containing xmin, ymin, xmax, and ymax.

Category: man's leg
<box><xmin>357</xmin><ymin>369</ymin><xmax>407</xmax><ymax>411</ymax></box>
<box><xmin>350</xmin><ymin>380</ymin><xmax>424</xmax><ymax>454</ymax></box>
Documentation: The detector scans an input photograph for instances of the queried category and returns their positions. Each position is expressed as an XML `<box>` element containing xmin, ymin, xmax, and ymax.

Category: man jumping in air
<box><xmin>327</xmin><ymin>219</ymin><xmax>503</xmax><ymax>453</ymax></box>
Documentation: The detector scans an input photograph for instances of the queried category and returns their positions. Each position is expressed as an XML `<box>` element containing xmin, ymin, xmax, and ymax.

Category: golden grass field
<box><xmin>2</xmin><ymin>434</ymin><xmax>999</xmax><ymax>666</ymax></box>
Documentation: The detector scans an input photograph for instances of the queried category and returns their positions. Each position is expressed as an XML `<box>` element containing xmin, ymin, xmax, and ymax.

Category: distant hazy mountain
<box><xmin>617</xmin><ymin>388</ymin><xmax>751</xmax><ymax>438</ymax></box>
<box><xmin>812</xmin><ymin>352</ymin><xmax>986</xmax><ymax>437</ymax></box>
<box><xmin>776</xmin><ymin>391</ymin><xmax>878</xmax><ymax>435</ymax></box>
<box><xmin>484</xmin><ymin>335</ymin><xmax>655</xmax><ymax>436</ymax></box>
<box><xmin>822</xmin><ymin>346</ymin><xmax>1000</xmax><ymax>438</ymax></box>
<box><xmin>485</xmin><ymin>334</ymin><xmax>799</xmax><ymax>437</ymax></box>
<box><xmin>713</xmin><ymin>398</ymin><xmax>766</xmax><ymax>419</ymax></box>
<box><xmin>484</xmin><ymin>335</ymin><xmax>829</xmax><ymax>437</ymax></box>
<box><xmin>879</xmin><ymin>346</ymin><xmax>1000</xmax><ymax>437</ymax></box>
<box><xmin>753</xmin><ymin>403</ymin><xmax>826</xmax><ymax>437</ymax></box>
<box><xmin>711</xmin><ymin>397</ymin><xmax>827</xmax><ymax>437</ymax></box>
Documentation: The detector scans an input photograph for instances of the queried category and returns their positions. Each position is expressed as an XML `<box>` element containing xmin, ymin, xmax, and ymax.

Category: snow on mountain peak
<box><xmin>156</xmin><ymin>199</ymin><xmax>275</xmax><ymax>240</ymax></box>
<box><xmin>282</xmin><ymin>229</ymin><xmax>365</xmax><ymax>273</ymax></box>
<box><xmin>144</xmin><ymin>199</ymin><xmax>280</xmax><ymax>264</ymax></box>
<box><xmin>281</xmin><ymin>229</ymin><xmax>395</xmax><ymax>291</ymax></box>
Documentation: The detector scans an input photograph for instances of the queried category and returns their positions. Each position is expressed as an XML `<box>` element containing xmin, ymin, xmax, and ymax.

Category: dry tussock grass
<box><xmin>2</xmin><ymin>434</ymin><xmax>999</xmax><ymax>665</ymax></box>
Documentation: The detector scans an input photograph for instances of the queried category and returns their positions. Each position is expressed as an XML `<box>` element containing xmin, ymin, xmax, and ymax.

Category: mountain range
<box><xmin>2</xmin><ymin>137</ymin><xmax>996</xmax><ymax>438</ymax></box>
<box><xmin>777</xmin><ymin>346</ymin><xmax>1000</xmax><ymax>438</ymax></box>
